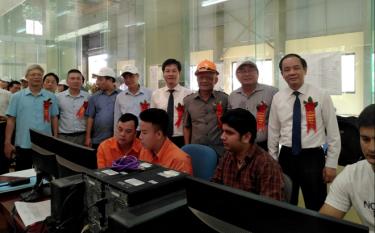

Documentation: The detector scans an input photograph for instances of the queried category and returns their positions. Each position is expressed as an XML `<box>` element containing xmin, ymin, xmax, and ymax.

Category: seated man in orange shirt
<box><xmin>97</xmin><ymin>113</ymin><xmax>142</xmax><ymax>168</ymax></box>
<box><xmin>139</xmin><ymin>108</ymin><xmax>192</xmax><ymax>175</ymax></box>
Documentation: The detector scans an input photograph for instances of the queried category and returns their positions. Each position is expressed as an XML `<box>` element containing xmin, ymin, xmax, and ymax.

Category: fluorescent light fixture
<box><xmin>201</xmin><ymin>0</ymin><xmax>228</xmax><ymax>7</ymax></box>
<box><xmin>124</xmin><ymin>22</ymin><xmax>145</xmax><ymax>28</ymax></box>
<box><xmin>57</xmin><ymin>10</ymin><xmax>71</xmax><ymax>17</ymax></box>
<box><xmin>56</xmin><ymin>21</ymin><xmax>108</xmax><ymax>42</ymax></box>
<box><xmin>16</xmin><ymin>27</ymin><xmax>26</xmax><ymax>33</ymax></box>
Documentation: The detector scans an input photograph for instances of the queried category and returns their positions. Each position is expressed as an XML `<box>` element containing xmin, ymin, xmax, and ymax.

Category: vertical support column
<box><xmin>182</xmin><ymin>0</ymin><xmax>191</xmax><ymax>87</ymax></box>
<box><xmin>273</xmin><ymin>0</ymin><xmax>286</xmax><ymax>88</ymax></box>
<box><xmin>363</xmin><ymin>0</ymin><xmax>375</xmax><ymax>105</ymax></box>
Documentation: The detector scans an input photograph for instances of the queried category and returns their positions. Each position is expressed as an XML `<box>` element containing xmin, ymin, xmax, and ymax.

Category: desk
<box><xmin>0</xmin><ymin>187</ymin><xmax>48</xmax><ymax>233</ymax></box>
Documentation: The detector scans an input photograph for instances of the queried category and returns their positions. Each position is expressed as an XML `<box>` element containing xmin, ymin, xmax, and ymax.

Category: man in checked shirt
<box><xmin>211</xmin><ymin>108</ymin><xmax>285</xmax><ymax>201</ymax></box>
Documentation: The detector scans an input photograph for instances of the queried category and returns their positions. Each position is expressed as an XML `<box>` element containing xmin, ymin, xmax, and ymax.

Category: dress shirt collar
<box><xmin>163</xmin><ymin>84</ymin><xmax>182</xmax><ymax>93</ymax></box>
<box><xmin>227</xmin><ymin>143</ymin><xmax>257</xmax><ymax>165</ymax></box>
<box><xmin>98</xmin><ymin>89</ymin><xmax>120</xmax><ymax>96</ymax></box>
<box><xmin>153</xmin><ymin>138</ymin><xmax>172</xmax><ymax>159</ymax></box>
<box><xmin>287</xmin><ymin>82</ymin><xmax>308</xmax><ymax>96</ymax></box>
<box><xmin>125</xmin><ymin>85</ymin><xmax>145</xmax><ymax>96</ymax></box>
<box><xmin>110</xmin><ymin>137</ymin><xmax>141</xmax><ymax>155</ymax></box>
<box><xmin>236</xmin><ymin>83</ymin><xmax>264</xmax><ymax>94</ymax></box>
<box><xmin>64</xmin><ymin>89</ymin><xmax>85</xmax><ymax>97</ymax></box>
<box><xmin>25</xmin><ymin>88</ymin><xmax>44</xmax><ymax>97</ymax></box>
<box><xmin>193</xmin><ymin>90</ymin><xmax>217</xmax><ymax>100</ymax></box>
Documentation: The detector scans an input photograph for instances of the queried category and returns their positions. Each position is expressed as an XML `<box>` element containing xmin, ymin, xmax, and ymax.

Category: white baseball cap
<box><xmin>93</xmin><ymin>67</ymin><xmax>116</xmax><ymax>79</ymax></box>
<box><xmin>121</xmin><ymin>65</ymin><xmax>139</xmax><ymax>76</ymax></box>
<box><xmin>0</xmin><ymin>76</ymin><xmax>11</xmax><ymax>82</ymax></box>
<box><xmin>58</xmin><ymin>79</ymin><xmax>68</xmax><ymax>86</ymax></box>
<box><xmin>236</xmin><ymin>60</ymin><xmax>258</xmax><ymax>73</ymax></box>
<box><xmin>20</xmin><ymin>77</ymin><xmax>28</xmax><ymax>82</ymax></box>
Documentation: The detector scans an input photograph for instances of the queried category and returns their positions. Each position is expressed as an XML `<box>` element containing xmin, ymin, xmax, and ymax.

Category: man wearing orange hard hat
<box><xmin>183</xmin><ymin>59</ymin><xmax>228</xmax><ymax>156</ymax></box>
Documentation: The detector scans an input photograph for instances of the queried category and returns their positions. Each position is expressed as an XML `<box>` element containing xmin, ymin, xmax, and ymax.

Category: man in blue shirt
<box><xmin>114</xmin><ymin>65</ymin><xmax>152</xmax><ymax>132</ymax></box>
<box><xmin>57</xmin><ymin>69</ymin><xmax>90</xmax><ymax>145</ymax></box>
<box><xmin>85</xmin><ymin>67</ymin><xmax>120</xmax><ymax>149</ymax></box>
<box><xmin>4</xmin><ymin>64</ymin><xmax>59</xmax><ymax>170</ymax></box>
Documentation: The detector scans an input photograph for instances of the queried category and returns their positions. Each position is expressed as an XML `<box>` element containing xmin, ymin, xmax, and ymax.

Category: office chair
<box><xmin>181</xmin><ymin>144</ymin><xmax>218</xmax><ymax>181</ymax></box>
<box><xmin>282</xmin><ymin>173</ymin><xmax>293</xmax><ymax>203</ymax></box>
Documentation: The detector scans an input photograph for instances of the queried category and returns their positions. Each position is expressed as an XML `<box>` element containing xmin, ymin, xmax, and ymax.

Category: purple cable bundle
<box><xmin>111</xmin><ymin>155</ymin><xmax>140</xmax><ymax>171</ymax></box>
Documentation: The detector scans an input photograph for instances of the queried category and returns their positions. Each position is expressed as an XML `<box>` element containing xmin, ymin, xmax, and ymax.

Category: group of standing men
<box><xmin>1</xmin><ymin>53</ymin><xmax>374</xmax><ymax>231</ymax></box>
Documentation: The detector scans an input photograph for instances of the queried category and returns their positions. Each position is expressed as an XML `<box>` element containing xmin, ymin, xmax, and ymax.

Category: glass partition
<box><xmin>0</xmin><ymin>0</ymin><xmax>373</xmax><ymax>114</ymax></box>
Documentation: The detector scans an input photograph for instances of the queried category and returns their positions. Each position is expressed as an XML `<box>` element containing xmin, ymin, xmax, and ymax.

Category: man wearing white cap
<box><xmin>20</xmin><ymin>77</ymin><xmax>28</xmax><ymax>89</ymax></box>
<box><xmin>57</xmin><ymin>79</ymin><xmax>68</xmax><ymax>93</ymax></box>
<box><xmin>114</xmin><ymin>65</ymin><xmax>152</xmax><ymax>133</ymax></box>
<box><xmin>151</xmin><ymin>58</ymin><xmax>192</xmax><ymax>147</ymax></box>
<box><xmin>85</xmin><ymin>67</ymin><xmax>121</xmax><ymax>149</ymax></box>
<box><xmin>229</xmin><ymin>60</ymin><xmax>278</xmax><ymax>151</ymax></box>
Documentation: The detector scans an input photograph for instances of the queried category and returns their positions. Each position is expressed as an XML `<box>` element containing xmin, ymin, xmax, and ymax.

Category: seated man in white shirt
<box><xmin>320</xmin><ymin>104</ymin><xmax>375</xmax><ymax>233</ymax></box>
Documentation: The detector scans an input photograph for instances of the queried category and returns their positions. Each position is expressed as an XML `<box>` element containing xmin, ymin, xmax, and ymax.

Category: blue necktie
<box><xmin>167</xmin><ymin>89</ymin><xmax>175</xmax><ymax>137</ymax></box>
<box><xmin>292</xmin><ymin>91</ymin><xmax>301</xmax><ymax>155</ymax></box>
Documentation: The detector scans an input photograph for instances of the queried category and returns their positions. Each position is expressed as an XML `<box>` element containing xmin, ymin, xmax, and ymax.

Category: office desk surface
<box><xmin>0</xmin><ymin>190</ymin><xmax>48</xmax><ymax>233</ymax></box>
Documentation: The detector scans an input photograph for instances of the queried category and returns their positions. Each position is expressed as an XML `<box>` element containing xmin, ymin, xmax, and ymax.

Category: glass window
<box><xmin>341</xmin><ymin>53</ymin><xmax>355</xmax><ymax>93</ymax></box>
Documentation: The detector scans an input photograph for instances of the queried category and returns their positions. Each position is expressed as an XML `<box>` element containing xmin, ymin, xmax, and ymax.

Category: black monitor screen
<box><xmin>30</xmin><ymin>129</ymin><xmax>97</xmax><ymax>177</ymax></box>
<box><xmin>185</xmin><ymin>177</ymin><xmax>368</xmax><ymax>233</ymax></box>
<box><xmin>30</xmin><ymin>129</ymin><xmax>59</xmax><ymax>178</ymax></box>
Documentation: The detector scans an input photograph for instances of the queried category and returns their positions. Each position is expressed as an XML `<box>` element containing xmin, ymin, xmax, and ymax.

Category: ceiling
<box><xmin>0</xmin><ymin>0</ymin><xmax>25</xmax><ymax>16</ymax></box>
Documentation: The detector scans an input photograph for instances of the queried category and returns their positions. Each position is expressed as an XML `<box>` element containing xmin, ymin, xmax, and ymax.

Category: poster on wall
<box><xmin>215</xmin><ymin>63</ymin><xmax>224</xmax><ymax>91</ymax></box>
<box><xmin>149</xmin><ymin>65</ymin><xmax>161</xmax><ymax>90</ymax></box>
<box><xmin>279</xmin><ymin>52</ymin><xmax>342</xmax><ymax>95</ymax></box>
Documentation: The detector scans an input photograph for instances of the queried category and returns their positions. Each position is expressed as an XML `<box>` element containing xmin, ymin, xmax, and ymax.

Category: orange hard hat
<box><xmin>195</xmin><ymin>60</ymin><xmax>219</xmax><ymax>75</ymax></box>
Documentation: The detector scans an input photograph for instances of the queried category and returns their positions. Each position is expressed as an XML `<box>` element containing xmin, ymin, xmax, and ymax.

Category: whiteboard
<box><xmin>279</xmin><ymin>52</ymin><xmax>342</xmax><ymax>95</ymax></box>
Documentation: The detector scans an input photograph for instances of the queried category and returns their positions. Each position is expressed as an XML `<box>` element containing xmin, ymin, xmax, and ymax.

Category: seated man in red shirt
<box><xmin>97</xmin><ymin>113</ymin><xmax>142</xmax><ymax>168</ymax></box>
<box><xmin>139</xmin><ymin>108</ymin><xmax>192</xmax><ymax>175</ymax></box>
<box><xmin>211</xmin><ymin>108</ymin><xmax>285</xmax><ymax>201</ymax></box>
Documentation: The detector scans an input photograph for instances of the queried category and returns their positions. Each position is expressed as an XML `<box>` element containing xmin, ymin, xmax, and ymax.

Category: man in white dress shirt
<box><xmin>320</xmin><ymin>104</ymin><xmax>374</xmax><ymax>233</ymax></box>
<box><xmin>151</xmin><ymin>58</ymin><xmax>192</xmax><ymax>147</ymax></box>
<box><xmin>268</xmin><ymin>53</ymin><xmax>341</xmax><ymax>211</ymax></box>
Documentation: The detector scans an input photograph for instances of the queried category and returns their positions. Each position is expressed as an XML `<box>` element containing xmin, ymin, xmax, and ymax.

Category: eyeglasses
<box><xmin>236</xmin><ymin>68</ymin><xmax>257</xmax><ymax>74</ymax></box>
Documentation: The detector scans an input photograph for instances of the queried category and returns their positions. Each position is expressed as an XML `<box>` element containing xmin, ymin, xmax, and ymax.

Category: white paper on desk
<box><xmin>15</xmin><ymin>200</ymin><xmax>51</xmax><ymax>226</ymax></box>
<box><xmin>2</xmin><ymin>168</ymin><xmax>36</xmax><ymax>178</ymax></box>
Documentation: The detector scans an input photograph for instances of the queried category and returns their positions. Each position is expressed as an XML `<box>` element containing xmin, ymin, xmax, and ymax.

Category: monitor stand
<box><xmin>20</xmin><ymin>171</ymin><xmax>51</xmax><ymax>202</ymax></box>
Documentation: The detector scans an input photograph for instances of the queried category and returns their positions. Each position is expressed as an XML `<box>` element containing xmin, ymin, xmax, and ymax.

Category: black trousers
<box><xmin>279</xmin><ymin>146</ymin><xmax>327</xmax><ymax>211</ymax></box>
<box><xmin>15</xmin><ymin>147</ymin><xmax>34</xmax><ymax>171</ymax></box>
<box><xmin>0</xmin><ymin>121</ymin><xmax>9</xmax><ymax>174</ymax></box>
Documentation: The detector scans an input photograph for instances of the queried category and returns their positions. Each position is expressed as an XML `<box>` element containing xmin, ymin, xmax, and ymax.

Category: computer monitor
<box><xmin>185</xmin><ymin>176</ymin><xmax>368</xmax><ymax>233</ymax></box>
<box><xmin>24</xmin><ymin>129</ymin><xmax>60</xmax><ymax>201</ymax></box>
<box><xmin>30</xmin><ymin>129</ymin><xmax>97</xmax><ymax>177</ymax></box>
